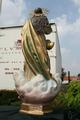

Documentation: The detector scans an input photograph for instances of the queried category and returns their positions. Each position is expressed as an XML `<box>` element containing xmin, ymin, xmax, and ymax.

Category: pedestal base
<box><xmin>20</xmin><ymin>103</ymin><xmax>53</xmax><ymax>115</ymax></box>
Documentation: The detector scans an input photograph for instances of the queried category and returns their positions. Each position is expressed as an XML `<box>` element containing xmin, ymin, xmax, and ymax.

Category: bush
<box><xmin>51</xmin><ymin>81</ymin><xmax>80</xmax><ymax>109</ymax></box>
<box><xmin>64</xmin><ymin>80</ymin><xmax>80</xmax><ymax>109</ymax></box>
<box><xmin>0</xmin><ymin>90</ymin><xmax>21</xmax><ymax>106</ymax></box>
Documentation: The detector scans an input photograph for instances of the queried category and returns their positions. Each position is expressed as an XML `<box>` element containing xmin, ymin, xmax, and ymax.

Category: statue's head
<box><xmin>34</xmin><ymin>8</ymin><xmax>43</xmax><ymax>14</ymax></box>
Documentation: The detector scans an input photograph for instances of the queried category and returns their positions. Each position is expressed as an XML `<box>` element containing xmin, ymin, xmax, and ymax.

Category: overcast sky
<box><xmin>0</xmin><ymin>0</ymin><xmax>80</xmax><ymax>75</ymax></box>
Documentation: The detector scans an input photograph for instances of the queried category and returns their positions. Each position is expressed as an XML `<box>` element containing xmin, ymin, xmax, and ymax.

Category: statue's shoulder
<box><xmin>21</xmin><ymin>20</ymin><xmax>30</xmax><ymax>35</ymax></box>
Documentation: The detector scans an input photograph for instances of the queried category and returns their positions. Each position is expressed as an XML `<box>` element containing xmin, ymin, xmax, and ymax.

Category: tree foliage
<box><xmin>0</xmin><ymin>90</ymin><xmax>21</xmax><ymax>106</ymax></box>
<box><xmin>64</xmin><ymin>81</ymin><xmax>80</xmax><ymax>109</ymax></box>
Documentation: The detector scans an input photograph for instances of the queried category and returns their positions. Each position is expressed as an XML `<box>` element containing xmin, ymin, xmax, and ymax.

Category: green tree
<box><xmin>64</xmin><ymin>81</ymin><xmax>80</xmax><ymax>109</ymax></box>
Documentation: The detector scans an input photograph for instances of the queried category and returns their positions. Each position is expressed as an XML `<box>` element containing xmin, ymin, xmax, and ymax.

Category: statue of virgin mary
<box><xmin>14</xmin><ymin>8</ymin><xmax>62</xmax><ymax>115</ymax></box>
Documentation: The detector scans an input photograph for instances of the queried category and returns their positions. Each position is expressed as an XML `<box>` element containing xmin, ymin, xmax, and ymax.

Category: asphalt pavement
<box><xmin>0</xmin><ymin>106</ymin><xmax>80</xmax><ymax>120</ymax></box>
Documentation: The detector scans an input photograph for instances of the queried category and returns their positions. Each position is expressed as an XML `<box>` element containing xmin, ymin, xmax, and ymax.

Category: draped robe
<box><xmin>21</xmin><ymin>20</ymin><xmax>51</xmax><ymax>80</ymax></box>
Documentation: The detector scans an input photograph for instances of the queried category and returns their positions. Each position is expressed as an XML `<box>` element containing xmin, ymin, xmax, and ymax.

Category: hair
<box><xmin>34</xmin><ymin>8</ymin><xmax>43</xmax><ymax>14</ymax></box>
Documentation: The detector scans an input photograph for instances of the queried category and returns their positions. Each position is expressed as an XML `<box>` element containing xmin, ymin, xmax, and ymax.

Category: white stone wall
<box><xmin>46</xmin><ymin>24</ymin><xmax>62</xmax><ymax>76</ymax></box>
<box><xmin>0</xmin><ymin>27</ymin><xmax>24</xmax><ymax>89</ymax></box>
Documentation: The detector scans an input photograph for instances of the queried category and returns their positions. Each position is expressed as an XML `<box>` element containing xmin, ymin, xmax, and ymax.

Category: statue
<box><xmin>13</xmin><ymin>8</ymin><xmax>62</xmax><ymax>115</ymax></box>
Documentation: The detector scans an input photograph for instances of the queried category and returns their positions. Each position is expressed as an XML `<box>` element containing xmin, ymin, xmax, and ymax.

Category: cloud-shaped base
<box><xmin>13</xmin><ymin>71</ymin><xmax>62</xmax><ymax>104</ymax></box>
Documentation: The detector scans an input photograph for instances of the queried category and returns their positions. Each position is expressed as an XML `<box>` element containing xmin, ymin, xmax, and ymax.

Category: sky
<box><xmin>0</xmin><ymin>0</ymin><xmax>80</xmax><ymax>76</ymax></box>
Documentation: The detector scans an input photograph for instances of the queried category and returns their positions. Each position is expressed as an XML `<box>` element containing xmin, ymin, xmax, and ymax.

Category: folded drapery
<box><xmin>21</xmin><ymin>21</ymin><xmax>51</xmax><ymax>80</ymax></box>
